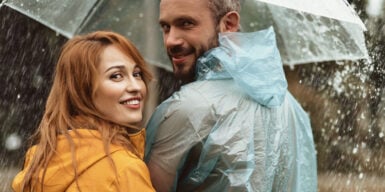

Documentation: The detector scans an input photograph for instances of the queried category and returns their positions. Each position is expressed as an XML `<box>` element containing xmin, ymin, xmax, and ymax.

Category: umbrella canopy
<box><xmin>257</xmin><ymin>0</ymin><xmax>365</xmax><ymax>28</ymax></box>
<box><xmin>0</xmin><ymin>0</ymin><xmax>369</xmax><ymax>69</ymax></box>
<box><xmin>0</xmin><ymin>0</ymin><xmax>171</xmax><ymax>70</ymax></box>
<box><xmin>240</xmin><ymin>0</ymin><xmax>368</xmax><ymax>65</ymax></box>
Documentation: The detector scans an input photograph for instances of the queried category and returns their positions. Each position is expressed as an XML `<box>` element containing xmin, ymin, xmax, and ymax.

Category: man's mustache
<box><xmin>168</xmin><ymin>46</ymin><xmax>191</xmax><ymax>56</ymax></box>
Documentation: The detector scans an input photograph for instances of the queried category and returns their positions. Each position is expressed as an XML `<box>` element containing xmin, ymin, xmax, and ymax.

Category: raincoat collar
<box><xmin>195</xmin><ymin>26</ymin><xmax>288</xmax><ymax>107</ymax></box>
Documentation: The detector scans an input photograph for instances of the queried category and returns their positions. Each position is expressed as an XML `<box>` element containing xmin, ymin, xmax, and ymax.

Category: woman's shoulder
<box><xmin>108</xmin><ymin>149</ymin><xmax>155</xmax><ymax>191</ymax></box>
<box><xmin>110</xmin><ymin>145</ymin><xmax>139</xmax><ymax>157</ymax></box>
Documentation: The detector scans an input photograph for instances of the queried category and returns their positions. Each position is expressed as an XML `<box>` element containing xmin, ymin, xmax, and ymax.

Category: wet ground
<box><xmin>1</xmin><ymin>168</ymin><xmax>385</xmax><ymax>192</ymax></box>
<box><xmin>318</xmin><ymin>172</ymin><xmax>385</xmax><ymax>192</ymax></box>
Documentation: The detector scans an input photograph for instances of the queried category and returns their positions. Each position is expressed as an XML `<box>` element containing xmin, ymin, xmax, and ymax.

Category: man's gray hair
<box><xmin>208</xmin><ymin>0</ymin><xmax>241</xmax><ymax>24</ymax></box>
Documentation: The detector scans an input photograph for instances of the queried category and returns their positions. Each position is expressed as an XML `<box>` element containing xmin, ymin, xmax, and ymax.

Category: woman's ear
<box><xmin>219</xmin><ymin>11</ymin><xmax>240</xmax><ymax>32</ymax></box>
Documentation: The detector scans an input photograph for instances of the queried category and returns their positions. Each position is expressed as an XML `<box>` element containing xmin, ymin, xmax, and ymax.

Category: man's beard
<box><xmin>169</xmin><ymin>28</ymin><xmax>220</xmax><ymax>87</ymax></box>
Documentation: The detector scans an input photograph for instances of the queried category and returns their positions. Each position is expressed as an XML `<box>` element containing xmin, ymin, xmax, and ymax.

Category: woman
<box><xmin>12</xmin><ymin>31</ymin><xmax>155</xmax><ymax>192</ymax></box>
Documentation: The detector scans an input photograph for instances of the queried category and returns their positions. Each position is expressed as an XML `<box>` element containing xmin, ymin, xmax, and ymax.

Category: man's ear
<box><xmin>219</xmin><ymin>11</ymin><xmax>240</xmax><ymax>32</ymax></box>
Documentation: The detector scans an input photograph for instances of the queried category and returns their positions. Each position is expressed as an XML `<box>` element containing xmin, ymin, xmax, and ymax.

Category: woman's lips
<box><xmin>120</xmin><ymin>98</ymin><xmax>141</xmax><ymax>109</ymax></box>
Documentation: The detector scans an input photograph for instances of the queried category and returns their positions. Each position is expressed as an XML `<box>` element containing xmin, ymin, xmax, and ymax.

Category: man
<box><xmin>145</xmin><ymin>0</ymin><xmax>317</xmax><ymax>191</ymax></box>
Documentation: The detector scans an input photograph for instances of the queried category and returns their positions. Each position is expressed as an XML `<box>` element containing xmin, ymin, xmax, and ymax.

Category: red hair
<box><xmin>20</xmin><ymin>31</ymin><xmax>153</xmax><ymax>191</ymax></box>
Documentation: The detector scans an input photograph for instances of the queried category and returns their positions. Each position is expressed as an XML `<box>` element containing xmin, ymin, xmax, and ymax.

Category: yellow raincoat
<box><xmin>12</xmin><ymin>129</ymin><xmax>155</xmax><ymax>192</ymax></box>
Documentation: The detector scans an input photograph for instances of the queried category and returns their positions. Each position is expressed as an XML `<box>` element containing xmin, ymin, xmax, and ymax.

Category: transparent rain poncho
<box><xmin>145</xmin><ymin>27</ymin><xmax>317</xmax><ymax>192</ymax></box>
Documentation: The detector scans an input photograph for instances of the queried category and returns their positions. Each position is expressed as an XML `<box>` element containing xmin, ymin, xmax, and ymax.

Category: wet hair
<box><xmin>208</xmin><ymin>0</ymin><xmax>241</xmax><ymax>25</ymax></box>
<box><xmin>19</xmin><ymin>31</ymin><xmax>153</xmax><ymax>192</ymax></box>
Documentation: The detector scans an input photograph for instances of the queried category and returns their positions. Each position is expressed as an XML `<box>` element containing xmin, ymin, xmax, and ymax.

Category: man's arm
<box><xmin>145</xmin><ymin>86</ymin><xmax>214</xmax><ymax>191</ymax></box>
<box><xmin>147</xmin><ymin>157</ymin><xmax>175</xmax><ymax>192</ymax></box>
<box><xmin>144</xmin><ymin>100</ymin><xmax>184</xmax><ymax>192</ymax></box>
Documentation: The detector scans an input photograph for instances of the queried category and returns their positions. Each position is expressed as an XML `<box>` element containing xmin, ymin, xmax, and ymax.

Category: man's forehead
<box><xmin>160</xmin><ymin>0</ymin><xmax>209</xmax><ymax>11</ymax></box>
<box><xmin>159</xmin><ymin>0</ymin><xmax>211</xmax><ymax>20</ymax></box>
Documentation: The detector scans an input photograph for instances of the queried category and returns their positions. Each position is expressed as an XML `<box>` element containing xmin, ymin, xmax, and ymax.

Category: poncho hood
<box><xmin>196</xmin><ymin>27</ymin><xmax>287</xmax><ymax>107</ymax></box>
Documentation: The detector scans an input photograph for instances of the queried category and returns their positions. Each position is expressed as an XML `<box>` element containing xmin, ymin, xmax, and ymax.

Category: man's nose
<box><xmin>164</xmin><ymin>27</ymin><xmax>183</xmax><ymax>48</ymax></box>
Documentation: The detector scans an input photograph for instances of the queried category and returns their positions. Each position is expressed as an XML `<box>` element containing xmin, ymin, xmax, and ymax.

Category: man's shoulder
<box><xmin>163</xmin><ymin>83</ymin><xmax>215</xmax><ymax>116</ymax></box>
<box><xmin>178</xmin><ymin>79</ymin><xmax>235</xmax><ymax>99</ymax></box>
<box><xmin>150</xmin><ymin>80</ymin><xmax>225</xmax><ymax>123</ymax></box>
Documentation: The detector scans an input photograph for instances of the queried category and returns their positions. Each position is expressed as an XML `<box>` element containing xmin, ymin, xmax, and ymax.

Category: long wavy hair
<box><xmin>19</xmin><ymin>31</ymin><xmax>153</xmax><ymax>191</ymax></box>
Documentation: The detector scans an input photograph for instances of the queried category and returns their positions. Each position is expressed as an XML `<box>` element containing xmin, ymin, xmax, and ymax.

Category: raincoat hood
<box><xmin>196</xmin><ymin>26</ymin><xmax>287</xmax><ymax>107</ymax></box>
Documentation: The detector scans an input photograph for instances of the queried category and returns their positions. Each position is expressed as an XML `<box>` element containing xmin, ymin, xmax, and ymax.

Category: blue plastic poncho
<box><xmin>145</xmin><ymin>27</ymin><xmax>317</xmax><ymax>192</ymax></box>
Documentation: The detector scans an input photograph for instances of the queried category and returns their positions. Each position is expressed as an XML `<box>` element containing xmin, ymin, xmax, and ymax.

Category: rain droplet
<box><xmin>379</xmin><ymin>132</ymin><xmax>384</xmax><ymax>138</ymax></box>
<box><xmin>33</xmin><ymin>75</ymin><xmax>43</xmax><ymax>88</ymax></box>
<box><xmin>358</xmin><ymin>173</ymin><xmax>364</xmax><ymax>179</ymax></box>
<box><xmin>17</xmin><ymin>94</ymin><xmax>21</xmax><ymax>99</ymax></box>
<box><xmin>336</xmin><ymin>60</ymin><xmax>344</xmax><ymax>65</ymax></box>
<box><xmin>352</xmin><ymin>147</ymin><xmax>358</xmax><ymax>154</ymax></box>
<box><xmin>5</xmin><ymin>133</ymin><xmax>22</xmax><ymax>151</ymax></box>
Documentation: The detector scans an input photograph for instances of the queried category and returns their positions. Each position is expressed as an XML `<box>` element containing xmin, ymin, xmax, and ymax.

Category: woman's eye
<box><xmin>110</xmin><ymin>73</ymin><xmax>123</xmax><ymax>80</ymax></box>
<box><xmin>133</xmin><ymin>67</ymin><xmax>143</xmax><ymax>78</ymax></box>
<box><xmin>133</xmin><ymin>71</ymin><xmax>143</xmax><ymax>78</ymax></box>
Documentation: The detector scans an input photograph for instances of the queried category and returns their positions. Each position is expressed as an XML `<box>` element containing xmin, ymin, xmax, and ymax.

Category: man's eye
<box><xmin>160</xmin><ymin>24</ymin><xmax>170</xmax><ymax>32</ymax></box>
<box><xmin>182</xmin><ymin>21</ymin><xmax>193</xmax><ymax>27</ymax></box>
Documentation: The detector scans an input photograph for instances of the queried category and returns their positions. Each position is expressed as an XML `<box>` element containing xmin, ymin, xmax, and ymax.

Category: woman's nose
<box><xmin>126</xmin><ymin>76</ymin><xmax>142</xmax><ymax>92</ymax></box>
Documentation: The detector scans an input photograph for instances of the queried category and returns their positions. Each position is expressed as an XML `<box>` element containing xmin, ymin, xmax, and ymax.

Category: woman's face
<box><xmin>93</xmin><ymin>45</ymin><xmax>147</xmax><ymax>127</ymax></box>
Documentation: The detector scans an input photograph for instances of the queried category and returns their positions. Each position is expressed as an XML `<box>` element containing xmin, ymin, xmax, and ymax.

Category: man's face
<box><xmin>159</xmin><ymin>0</ymin><xmax>219</xmax><ymax>84</ymax></box>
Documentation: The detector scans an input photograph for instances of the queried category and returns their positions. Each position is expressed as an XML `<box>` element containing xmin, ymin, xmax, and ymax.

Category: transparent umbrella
<box><xmin>0</xmin><ymin>0</ymin><xmax>171</xmax><ymax>70</ymax></box>
<box><xmin>241</xmin><ymin>0</ymin><xmax>368</xmax><ymax>66</ymax></box>
<box><xmin>0</xmin><ymin>0</ymin><xmax>369</xmax><ymax>69</ymax></box>
<box><xmin>0</xmin><ymin>0</ymin><xmax>373</xmax><ymax>191</ymax></box>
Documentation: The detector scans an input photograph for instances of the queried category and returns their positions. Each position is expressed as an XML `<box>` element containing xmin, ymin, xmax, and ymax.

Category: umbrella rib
<box><xmin>0</xmin><ymin>0</ymin><xmax>7</xmax><ymax>8</ymax></box>
<box><xmin>75</xmin><ymin>0</ymin><xmax>104</xmax><ymax>35</ymax></box>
